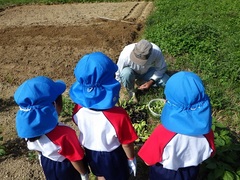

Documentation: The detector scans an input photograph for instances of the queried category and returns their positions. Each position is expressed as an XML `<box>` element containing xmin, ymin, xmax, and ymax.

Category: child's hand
<box><xmin>80</xmin><ymin>173</ymin><xmax>89</xmax><ymax>180</ymax></box>
<box><xmin>128</xmin><ymin>157</ymin><xmax>137</xmax><ymax>176</ymax></box>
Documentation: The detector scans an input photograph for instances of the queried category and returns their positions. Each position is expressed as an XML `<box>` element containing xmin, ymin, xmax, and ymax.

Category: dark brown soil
<box><xmin>0</xmin><ymin>2</ymin><xmax>153</xmax><ymax>179</ymax></box>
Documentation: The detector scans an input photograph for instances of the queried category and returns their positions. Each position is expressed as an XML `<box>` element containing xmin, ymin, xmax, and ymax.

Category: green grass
<box><xmin>143</xmin><ymin>0</ymin><xmax>240</xmax><ymax>133</ymax></box>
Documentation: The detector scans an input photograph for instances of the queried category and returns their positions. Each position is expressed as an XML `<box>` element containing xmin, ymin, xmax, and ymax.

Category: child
<box><xmin>14</xmin><ymin>76</ymin><xmax>89</xmax><ymax>180</ymax></box>
<box><xmin>138</xmin><ymin>71</ymin><xmax>216</xmax><ymax>180</ymax></box>
<box><xmin>69</xmin><ymin>52</ymin><xmax>138</xmax><ymax>180</ymax></box>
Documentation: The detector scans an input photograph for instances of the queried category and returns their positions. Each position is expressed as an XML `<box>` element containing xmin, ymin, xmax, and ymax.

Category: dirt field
<box><xmin>0</xmin><ymin>2</ymin><xmax>153</xmax><ymax>179</ymax></box>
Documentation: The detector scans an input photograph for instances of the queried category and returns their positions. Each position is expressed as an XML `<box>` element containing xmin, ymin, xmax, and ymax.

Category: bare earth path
<box><xmin>0</xmin><ymin>2</ymin><xmax>153</xmax><ymax>179</ymax></box>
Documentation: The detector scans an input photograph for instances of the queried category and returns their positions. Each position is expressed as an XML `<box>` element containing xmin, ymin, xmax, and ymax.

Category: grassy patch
<box><xmin>144</xmin><ymin>0</ymin><xmax>240</xmax><ymax>133</ymax></box>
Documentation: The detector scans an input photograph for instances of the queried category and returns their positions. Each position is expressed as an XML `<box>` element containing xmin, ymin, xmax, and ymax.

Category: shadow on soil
<box><xmin>0</xmin><ymin>138</ymin><xmax>28</xmax><ymax>163</ymax></box>
<box><xmin>0</xmin><ymin>97</ymin><xmax>16</xmax><ymax>112</ymax></box>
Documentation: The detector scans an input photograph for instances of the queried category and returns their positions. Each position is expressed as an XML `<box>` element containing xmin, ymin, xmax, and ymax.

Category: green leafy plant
<box><xmin>27</xmin><ymin>151</ymin><xmax>38</xmax><ymax>161</ymax></box>
<box><xmin>0</xmin><ymin>136</ymin><xmax>6</xmax><ymax>156</ymax></box>
<box><xmin>198</xmin><ymin>120</ymin><xmax>240</xmax><ymax>180</ymax></box>
<box><xmin>148</xmin><ymin>99</ymin><xmax>165</xmax><ymax>117</ymax></box>
<box><xmin>61</xmin><ymin>96</ymin><xmax>74</xmax><ymax>117</ymax></box>
<box><xmin>120</xmin><ymin>99</ymin><xmax>152</xmax><ymax>142</ymax></box>
<box><xmin>122</xmin><ymin>89</ymin><xmax>240</xmax><ymax>180</ymax></box>
<box><xmin>133</xmin><ymin>120</ymin><xmax>149</xmax><ymax>143</ymax></box>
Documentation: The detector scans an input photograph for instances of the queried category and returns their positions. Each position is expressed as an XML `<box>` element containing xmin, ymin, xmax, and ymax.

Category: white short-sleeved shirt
<box><xmin>138</xmin><ymin>124</ymin><xmax>215</xmax><ymax>171</ymax></box>
<box><xmin>72</xmin><ymin>105</ymin><xmax>138</xmax><ymax>152</ymax></box>
<box><xmin>27</xmin><ymin>123</ymin><xmax>85</xmax><ymax>162</ymax></box>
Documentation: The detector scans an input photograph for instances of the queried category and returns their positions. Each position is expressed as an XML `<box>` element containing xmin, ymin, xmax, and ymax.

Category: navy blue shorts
<box><xmin>40</xmin><ymin>155</ymin><xmax>81</xmax><ymax>180</ymax></box>
<box><xmin>85</xmin><ymin>146</ymin><xmax>130</xmax><ymax>180</ymax></box>
<box><xmin>149</xmin><ymin>163</ymin><xmax>199</xmax><ymax>180</ymax></box>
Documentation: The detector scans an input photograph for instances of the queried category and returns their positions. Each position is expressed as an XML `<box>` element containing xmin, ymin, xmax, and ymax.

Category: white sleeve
<box><xmin>115</xmin><ymin>44</ymin><xmax>134</xmax><ymax>82</ymax></box>
<box><xmin>115</xmin><ymin>56</ymin><xmax>123</xmax><ymax>82</ymax></box>
<box><xmin>150</xmin><ymin>44</ymin><xmax>167</xmax><ymax>80</ymax></box>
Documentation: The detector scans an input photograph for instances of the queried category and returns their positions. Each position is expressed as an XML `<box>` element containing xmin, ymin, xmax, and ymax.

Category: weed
<box><xmin>0</xmin><ymin>135</ymin><xmax>6</xmax><ymax>156</ymax></box>
<box><xmin>27</xmin><ymin>151</ymin><xmax>38</xmax><ymax>161</ymax></box>
<box><xmin>61</xmin><ymin>96</ymin><xmax>74</xmax><ymax>117</ymax></box>
<box><xmin>198</xmin><ymin>120</ymin><xmax>240</xmax><ymax>180</ymax></box>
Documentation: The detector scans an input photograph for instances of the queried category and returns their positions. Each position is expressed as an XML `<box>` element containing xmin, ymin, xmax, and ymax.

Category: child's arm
<box><xmin>71</xmin><ymin>160</ymin><xmax>89</xmax><ymax>180</ymax></box>
<box><xmin>122</xmin><ymin>142</ymin><xmax>137</xmax><ymax>176</ymax></box>
<box><xmin>122</xmin><ymin>142</ymin><xmax>135</xmax><ymax>159</ymax></box>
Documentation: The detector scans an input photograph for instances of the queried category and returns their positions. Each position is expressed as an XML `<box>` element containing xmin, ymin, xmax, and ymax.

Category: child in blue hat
<box><xmin>14</xmin><ymin>76</ymin><xmax>89</xmax><ymax>180</ymax></box>
<box><xmin>69</xmin><ymin>52</ymin><xmax>138</xmax><ymax>180</ymax></box>
<box><xmin>138</xmin><ymin>71</ymin><xmax>216</xmax><ymax>180</ymax></box>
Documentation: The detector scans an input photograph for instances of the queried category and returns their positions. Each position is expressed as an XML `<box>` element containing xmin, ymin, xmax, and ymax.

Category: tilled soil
<box><xmin>0</xmin><ymin>2</ymin><xmax>153</xmax><ymax>179</ymax></box>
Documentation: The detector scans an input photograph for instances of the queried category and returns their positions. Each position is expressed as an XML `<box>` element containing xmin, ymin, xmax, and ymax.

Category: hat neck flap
<box><xmin>161</xmin><ymin>71</ymin><xmax>212</xmax><ymax>135</ymax></box>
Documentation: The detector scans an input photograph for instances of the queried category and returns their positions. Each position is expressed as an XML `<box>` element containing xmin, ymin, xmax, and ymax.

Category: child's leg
<box><xmin>97</xmin><ymin>176</ymin><xmax>106</xmax><ymax>180</ymax></box>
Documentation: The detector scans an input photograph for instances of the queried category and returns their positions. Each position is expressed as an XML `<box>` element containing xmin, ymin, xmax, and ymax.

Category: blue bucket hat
<box><xmin>69</xmin><ymin>52</ymin><xmax>121</xmax><ymax>110</ymax></box>
<box><xmin>161</xmin><ymin>71</ymin><xmax>212</xmax><ymax>135</ymax></box>
<box><xmin>14</xmin><ymin>76</ymin><xmax>66</xmax><ymax>138</ymax></box>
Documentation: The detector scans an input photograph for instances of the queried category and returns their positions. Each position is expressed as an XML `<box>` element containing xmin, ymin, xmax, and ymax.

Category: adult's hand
<box><xmin>138</xmin><ymin>80</ymin><xmax>155</xmax><ymax>90</ymax></box>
